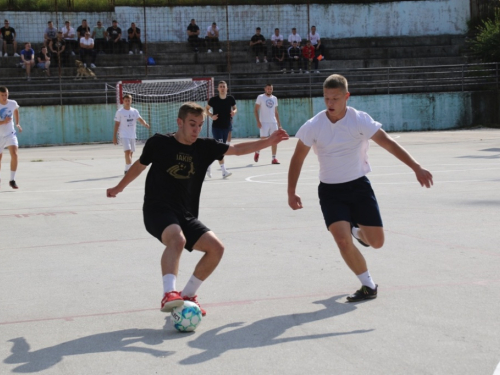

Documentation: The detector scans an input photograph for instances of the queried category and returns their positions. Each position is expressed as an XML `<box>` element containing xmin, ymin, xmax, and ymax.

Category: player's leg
<box><xmin>0</xmin><ymin>150</ymin><xmax>2</xmax><ymax>185</ymax></box>
<box><xmin>213</xmin><ymin>127</ymin><xmax>231</xmax><ymax>178</ymax></box>
<box><xmin>7</xmin><ymin>142</ymin><xmax>19</xmax><ymax>189</ymax></box>
<box><xmin>255</xmin><ymin>123</ymin><xmax>270</xmax><ymax>162</ymax></box>
<box><xmin>122</xmin><ymin>138</ymin><xmax>134</xmax><ymax>174</ymax></box>
<box><xmin>269</xmin><ymin>122</ymin><xmax>279</xmax><ymax>164</ymax></box>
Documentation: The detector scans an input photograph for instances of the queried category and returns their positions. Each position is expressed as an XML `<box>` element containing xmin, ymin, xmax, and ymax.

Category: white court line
<box><xmin>493</xmin><ymin>361</ymin><xmax>500</xmax><ymax>375</ymax></box>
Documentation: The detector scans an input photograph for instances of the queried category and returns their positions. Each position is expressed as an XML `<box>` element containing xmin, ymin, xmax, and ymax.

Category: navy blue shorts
<box><xmin>212</xmin><ymin>127</ymin><xmax>230</xmax><ymax>143</ymax></box>
<box><xmin>143</xmin><ymin>209</ymin><xmax>210</xmax><ymax>251</ymax></box>
<box><xmin>318</xmin><ymin>176</ymin><xmax>383</xmax><ymax>230</ymax></box>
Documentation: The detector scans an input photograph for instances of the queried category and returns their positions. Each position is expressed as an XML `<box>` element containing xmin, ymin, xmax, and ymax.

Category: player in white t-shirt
<box><xmin>113</xmin><ymin>94</ymin><xmax>150</xmax><ymax>174</ymax></box>
<box><xmin>0</xmin><ymin>86</ymin><xmax>22</xmax><ymax>189</ymax></box>
<box><xmin>288</xmin><ymin>74</ymin><xmax>433</xmax><ymax>302</ymax></box>
<box><xmin>253</xmin><ymin>83</ymin><xmax>282</xmax><ymax>164</ymax></box>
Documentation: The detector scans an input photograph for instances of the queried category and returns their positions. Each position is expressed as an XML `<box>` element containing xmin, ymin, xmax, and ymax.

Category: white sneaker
<box><xmin>206</xmin><ymin>166</ymin><xmax>212</xmax><ymax>178</ymax></box>
<box><xmin>219</xmin><ymin>49</ymin><xmax>223</xmax><ymax>53</ymax></box>
<box><xmin>264</xmin><ymin>58</ymin><xmax>268</xmax><ymax>63</ymax></box>
<box><xmin>222</xmin><ymin>171</ymin><xmax>232</xmax><ymax>179</ymax></box>
<box><xmin>207</xmin><ymin>49</ymin><xmax>212</xmax><ymax>53</ymax></box>
<box><xmin>129</xmin><ymin>51</ymin><xmax>133</xmax><ymax>55</ymax></box>
<box><xmin>315</xmin><ymin>70</ymin><xmax>320</xmax><ymax>73</ymax></box>
<box><xmin>305</xmin><ymin>70</ymin><xmax>310</xmax><ymax>74</ymax></box>
<box><xmin>139</xmin><ymin>51</ymin><xmax>143</xmax><ymax>54</ymax></box>
<box><xmin>256</xmin><ymin>58</ymin><xmax>259</xmax><ymax>63</ymax></box>
<box><xmin>3</xmin><ymin>53</ymin><xmax>7</xmax><ymax>57</ymax></box>
<box><xmin>83</xmin><ymin>63</ymin><xmax>87</xmax><ymax>68</ymax></box>
<box><xmin>291</xmin><ymin>69</ymin><xmax>294</xmax><ymax>74</ymax></box>
<box><xmin>90</xmin><ymin>63</ymin><xmax>96</xmax><ymax>68</ymax></box>
<box><xmin>282</xmin><ymin>69</ymin><xmax>286</xmax><ymax>74</ymax></box>
<box><xmin>71</xmin><ymin>51</ymin><xmax>75</xmax><ymax>56</ymax></box>
<box><xmin>14</xmin><ymin>53</ymin><xmax>19</xmax><ymax>57</ymax></box>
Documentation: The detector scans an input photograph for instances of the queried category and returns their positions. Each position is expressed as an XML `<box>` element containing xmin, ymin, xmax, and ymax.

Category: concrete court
<box><xmin>1</xmin><ymin>129</ymin><xmax>500</xmax><ymax>375</ymax></box>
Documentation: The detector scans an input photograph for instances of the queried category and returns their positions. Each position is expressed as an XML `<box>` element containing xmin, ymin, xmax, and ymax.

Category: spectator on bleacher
<box><xmin>288</xmin><ymin>28</ymin><xmax>302</xmax><ymax>47</ymax></box>
<box><xmin>77</xmin><ymin>19</ymin><xmax>91</xmax><ymax>42</ymax></box>
<box><xmin>61</xmin><ymin>21</ymin><xmax>77</xmax><ymax>55</ymax></box>
<box><xmin>187</xmin><ymin>19</ymin><xmax>202</xmax><ymax>53</ymax></box>
<box><xmin>20</xmin><ymin>43</ymin><xmax>35</xmax><ymax>81</ymax></box>
<box><xmin>250</xmin><ymin>27</ymin><xmax>267</xmax><ymax>63</ymax></box>
<box><xmin>43</xmin><ymin>21</ymin><xmax>57</xmax><ymax>48</ymax></box>
<box><xmin>37</xmin><ymin>46</ymin><xmax>51</xmax><ymax>77</ymax></box>
<box><xmin>287</xmin><ymin>40</ymin><xmax>301</xmax><ymax>73</ymax></box>
<box><xmin>273</xmin><ymin>39</ymin><xmax>286</xmax><ymax>72</ymax></box>
<box><xmin>302</xmin><ymin>39</ymin><xmax>318</xmax><ymax>74</ymax></box>
<box><xmin>79</xmin><ymin>32</ymin><xmax>97</xmax><ymax>68</ymax></box>
<box><xmin>205</xmin><ymin>22</ymin><xmax>222</xmax><ymax>53</ymax></box>
<box><xmin>107</xmin><ymin>20</ymin><xmax>123</xmax><ymax>54</ymax></box>
<box><xmin>309</xmin><ymin>25</ymin><xmax>324</xmax><ymax>58</ymax></box>
<box><xmin>271</xmin><ymin>28</ymin><xmax>283</xmax><ymax>57</ymax></box>
<box><xmin>127</xmin><ymin>23</ymin><xmax>143</xmax><ymax>55</ymax></box>
<box><xmin>92</xmin><ymin>20</ymin><xmax>107</xmax><ymax>54</ymax></box>
<box><xmin>50</xmin><ymin>31</ymin><xmax>69</xmax><ymax>68</ymax></box>
<box><xmin>1</xmin><ymin>20</ymin><xmax>19</xmax><ymax>57</ymax></box>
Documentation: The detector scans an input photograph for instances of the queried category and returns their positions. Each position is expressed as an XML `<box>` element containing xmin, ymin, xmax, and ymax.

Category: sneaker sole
<box><xmin>346</xmin><ymin>294</ymin><xmax>377</xmax><ymax>302</ymax></box>
<box><xmin>223</xmin><ymin>172</ymin><xmax>232</xmax><ymax>179</ymax></box>
<box><xmin>160</xmin><ymin>299</ymin><xmax>184</xmax><ymax>313</ymax></box>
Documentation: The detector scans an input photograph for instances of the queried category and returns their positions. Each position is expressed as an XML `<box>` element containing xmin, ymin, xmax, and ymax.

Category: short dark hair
<box><xmin>48</xmin><ymin>21</ymin><xmax>53</xmax><ymax>24</ymax></box>
<box><xmin>123</xmin><ymin>94</ymin><xmax>132</xmax><ymax>100</ymax></box>
<box><xmin>178</xmin><ymin>102</ymin><xmax>205</xmax><ymax>120</ymax></box>
<box><xmin>112</xmin><ymin>20</ymin><xmax>117</xmax><ymax>23</ymax></box>
<box><xmin>65</xmin><ymin>21</ymin><xmax>69</xmax><ymax>23</ymax></box>
<box><xmin>256</xmin><ymin>27</ymin><xmax>261</xmax><ymax>31</ymax></box>
<box><xmin>82</xmin><ymin>19</ymin><xmax>87</xmax><ymax>22</ymax></box>
<box><xmin>212</xmin><ymin>22</ymin><xmax>217</xmax><ymax>25</ymax></box>
<box><xmin>292</xmin><ymin>27</ymin><xmax>296</xmax><ymax>30</ymax></box>
<box><xmin>275</xmin><ymin>28</ymin><xmax>279</xmax><ymax>31</ymax></box>
<box><xmin>218</xmin><ymin>81</ymin><xmax>227</xmax><ymax>86</ymax></box>
<box><xmin>265</xmin><ymin>83</ymin><xmax>273</xmax><ymax>87</ymax></box>
<box><xmin>323</xmin><ymin>74</ymin><xmax>348</xmax><ymax>92</ymax></box>
<box><xmin>0</xmin><ymin>86</ymin><xmax>8</xmax><ymax>93</ymax></box>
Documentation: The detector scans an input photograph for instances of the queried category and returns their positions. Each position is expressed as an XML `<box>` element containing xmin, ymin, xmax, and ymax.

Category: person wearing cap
<box><xmin>287</xmin><ymin>40</ymin><xmax>302</xmax><ymax>73</ymax></box>
<box><xmin>1</xmin><ymin>20</ymin><xmax>19</xmax><ymax>57</ymax></box>
<box><xmin>43</xmin><ymin>21</ymin><xmax>57</xmax><ymax>48</ymax></box>
<box><xmin>106</xmin><ymin>20</ymin><xmax>123</xmax><ymax>54</ymax></box>
<box><xmin>61</xmin><ymin>21</ymin><xmax>77</xmax><ymax>55</ymax></box>
<box><xmin>205</xmin><ymin>22</ymin><xmax>222</xmax><ymax>53</ymax></box>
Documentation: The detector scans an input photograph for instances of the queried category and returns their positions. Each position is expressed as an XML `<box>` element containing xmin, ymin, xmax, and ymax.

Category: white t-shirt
<box><xmin>255</xmin><ymin>94</ymin><xmax>278</xmax><ymax>123</ymax></box>
<box><xmin>309</xmin><ymin>32</ymin><xmax>320</xmax><ymax>46</ymax></box>
<box><xmin>61</xmin><ymin>26</ymin><xmax>76</xmax><ymax>40</ymax></box>
<box><xmin>207</xmin><ymin>25</ymin><xmax>219</xmax><ymax>37</ymax></box>
<box><xmin>80</xmin><ymin>37</ymin><xmax>94</xmax><ymax>47</ymax></box>
<box><xmin>0</xmin><ymin>99</ymin><xmax>19</xmax><ymax>137</ymax></box>
<box><xmin>288</xmin><ymin>33</ymin><xmax>302</xmax><ymax>44</ymax></box>
<box><xmin>271</xmin><ymin>34</ymin><xmax>284</xmax><ymax>44</ymax></box>
<box><xmin>114</xmin><ymin>107</ymin><xmax>141</xmax><ymax>139</ymax></box>
<box><xmin>295</xmin><ymin>107</ymin><xmax>382</xmax><ymax>184</ymax></box>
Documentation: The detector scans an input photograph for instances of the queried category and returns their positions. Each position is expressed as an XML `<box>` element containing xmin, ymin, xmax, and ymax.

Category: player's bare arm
<box><xmin>275</xmin><ymin>107</ymin><xmax>281</xmax><ymax>128</ymax></box>
<box><xmin>225</xmin><ymin>128</ymin><xmax>288</xmax><ymax>156</ymax></box>
<box><xmin>371</xmin><ymin>128</ymin><xmax>433</xmax><ymax>188</ymax></box>
<box><xmin>14</xmin><ymin>109</ymin><xmax>21</xmax><ymax>132</ymax></box>
<box><xmin>230</xmin><ymin>105</ymin><xmax>237</xmax><ymax>118</ymax></box>
<box><xmin>138</xmin><ymin>117</ymin><xmax>150</xmax><ymax>128</ymax></box>
<box><xmin>106</xmin><ymin>160</ymin><xmax>147</xmax><ymax>197</ymax></box>
<box><xmin>288</xmin><ymin>139</ymin><xmax>311</xmax><ymax>210</ymax></box>
<box><xmin>254</xmin><ymin>103</ymin><xmax>262</xmax><ymax>128</ymax></box>
<box><xmin>205</xmin><ymin>104</ymin><xmax>218</xmax><ymax>121</ymax></box>
<box><xmin>113</xmin><ymin>121</ymin><xmax>120</xmax><ymax>144</ymax></box>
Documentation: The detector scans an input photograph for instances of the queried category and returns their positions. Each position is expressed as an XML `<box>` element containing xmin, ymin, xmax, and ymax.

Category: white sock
<box><xmin>162</xmin><ymin>274</ymin><xmax>177</xmax><ymax>294</ymax></box>
<box><xmin>221</xmin><ymin>164</ymin><xmax>227</xmax><ymax>173</ymax></box>
<box><xmin>272</xmin><ymin>155</ymin><xmax>276</xmax><ymax>159</ymax></box>
<box><xmin>226</xmin><ymin>142</ymin><xmax>231</xmax><ymax>145</ymax></box>
<box><xmin>10</xmin><ymin>171</ymin><xmax>16</xmax><ymax>181</ymax></box>
<box><xmin>357</xmin><ymin>270</ymin><xmax>376</xmax><ymax>289</ymax></box>
<box><xmin>255</xmin><ymin>151</ymin><xmax>260</xmax><ymax>154</ymax></box>
<box><xmin>181</xmin><ymin>275</ymin><xmax>203</xmax><ymax>297</ymax></box>
<box><xmin>125</xmin><ymin>164</ymin><xmax>131</xmax><ymax>172</ymax></box>
<box><xmin>351</xmin><ymin>226</ymin><xmax>361</xmax><ymax>240</ymax></box>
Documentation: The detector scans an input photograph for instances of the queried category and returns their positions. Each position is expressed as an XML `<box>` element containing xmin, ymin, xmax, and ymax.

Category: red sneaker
<box><xmin>160</xmin><ymin>291</ymin><xmax>184</xmax><ymax>313</ymax></box>
<box><xmin>182</xmin><ymin>295</ymin><xmax>206</xmax><ymax>316</ymax></box>
<box><xmin>254</xmin><ymin>152</ymin><xmax>259</xmax><ymax>162</ymax></box>
<box><xmin>272</xmin><ymin>158</ymin><xmax>280</xmax><ymax>164</ymax></box>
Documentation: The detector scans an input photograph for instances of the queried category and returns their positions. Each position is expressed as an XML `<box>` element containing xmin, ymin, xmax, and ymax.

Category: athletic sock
<box><xmin>351</xmin><ymin>226</ymin><xmax>361</xmax><ymax>240</ymax></box>
<box><xmin>181</xmin><ymin>275</ymin><xmax>203</xmax><ymax>297</ymax></box>
<box><xmin>256</xmin><ymin>151</ymin><xmax>260</xmax><ymax>154</ymax></box>
<box><xmin>221</xmin><ymin>164</ymin><xmax>227</xmax><ymax>173</ymax></box>
<box><xmin>162</xmin><ymin>274</ymin><xmax>177</xmax><ymax>294</ymax></box>
<box><xmin>10</xmin><ymin>171</ymin><xmax>16</xmax><ymax>181</ymax></box>
<box><xmin>357</xmin><ymin>270</ymin><xmax>376</xmax><ymax>289</ymax></box>
<box><xmin>226</xmin><ymin>142</ymin><xmax>231</xmax><ymax>146</ymax></box>
<box><xmin>272</xmin><ymin>155</ymin><xmax>276</xmax><ymax>159</ymax></box>
<box><xmin>124</xmin><ymin>164</ymin><xmax>131</xmax><ymax>172</ymax></box>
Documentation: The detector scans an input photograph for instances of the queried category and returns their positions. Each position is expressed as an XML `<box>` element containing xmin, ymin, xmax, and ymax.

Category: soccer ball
<box><xmin>171</xmin><ymin>301</ymin><xmax>202</xmax><ymax>332</ymax></box>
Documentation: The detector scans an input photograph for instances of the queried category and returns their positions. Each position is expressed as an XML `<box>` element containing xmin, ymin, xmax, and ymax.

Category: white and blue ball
<box><xmin>171</xmin><ymin>301</ymin><xmax>202</xmax><ymax>332</ymax></box>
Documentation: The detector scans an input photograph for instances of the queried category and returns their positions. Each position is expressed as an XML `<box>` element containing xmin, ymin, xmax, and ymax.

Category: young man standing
<box><xmin>0</xmin><ymin>86</ymin><xmax>22</xmax><ymax>189</ymax></box>
<box><xmin>254</xmin><ymin>83</ymin><xmax>282</xmax><ymax>164</ymax></box>
<box><xmin>205</xmin><ymin>81</ymin><xmax>237</xmax><ymax>178</ymax></box>
<box><xmin>106</xmin><ymin>102</ymin><xmax>288</xmax><ymax>315</ymax></box>
<box><xmin>113</xmin><ymin>94</ymin><xmax>150</xmax><ymax>175</ymax></box>
<box><xmin>288</xmin><ymin>74</ymin><xmax>433</xmax><ymax>302</ymax></box>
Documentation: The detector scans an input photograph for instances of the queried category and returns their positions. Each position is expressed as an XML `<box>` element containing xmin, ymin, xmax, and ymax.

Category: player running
<box><xmin>0</xmin><ymin>86</ymin><xmax>22</xmax><ymax>189</ymax></box>
<box><xmin>107</xmin><ymin>102</ymin><xmax>288</xmax><ymax>315</ymax></box>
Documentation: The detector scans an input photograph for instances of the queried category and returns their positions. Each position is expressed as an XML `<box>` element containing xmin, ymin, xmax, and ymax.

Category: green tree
<box><xmin>470</xmin><ymin>9</ymin><xmax>500</xmax><ymax>62</ymax></box>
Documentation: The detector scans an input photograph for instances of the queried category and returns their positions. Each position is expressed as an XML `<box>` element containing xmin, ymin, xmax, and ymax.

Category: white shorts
<box><xmin>121</xmin><ymin>137</ymin><xmax>136</xmax><ymax>152</ymax></box>
<box><xmin>259</xmin><ymin>122</ymin><xmax>278</xmax><ymax>138</ymax></box>
<box><xmin>0</xmin><ymin>134</ymin><xmax>18</xmax><ymax>153</ymax></box>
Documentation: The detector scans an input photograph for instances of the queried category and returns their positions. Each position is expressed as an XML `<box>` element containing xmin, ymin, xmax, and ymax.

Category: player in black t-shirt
<box><xmin>206</xmin><ymin>81</ymin><xmax>237</xmax><ymax>178</ymax></box>
<box><xmin>107</xmin><ymin>102</ymin><xmax>288</xmax><ymax>316</ymax></box>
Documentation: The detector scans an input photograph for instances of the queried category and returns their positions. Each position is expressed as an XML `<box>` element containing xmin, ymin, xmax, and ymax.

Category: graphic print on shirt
<box><xmin>266</xmin><ymin>98</ymin><xmax>275</xmax><ymax>109</ymax></box>
<box><xmin>167</xmin><ymin>152</ymin><xmax>195</xmax><ymax>179</ymax></box>
<box><xmin>0</xmin><ymin>107</ymin><xmax>13</xmax><ymax>121</ymax></box>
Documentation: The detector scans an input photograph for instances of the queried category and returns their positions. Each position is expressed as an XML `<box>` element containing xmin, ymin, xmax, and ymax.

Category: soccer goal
<box><xmin>116</xmin><ymin>78</ymin><xmax>214</xmax><ymax>141</ymax></box>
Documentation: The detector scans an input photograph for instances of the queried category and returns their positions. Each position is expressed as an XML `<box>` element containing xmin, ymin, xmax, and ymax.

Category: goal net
<box><xmin>116</xmin><ymin>78</ymin><xmax>214</xmax><ymax>141</ymax></box>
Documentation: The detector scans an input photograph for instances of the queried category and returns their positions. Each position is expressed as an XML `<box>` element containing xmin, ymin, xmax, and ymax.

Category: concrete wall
<box><xmin>4</xmin><ymin>0</ymin><xmax>469</xmax><ymax>45</ymax></box>
<box><xmin>17</xmin><ymin>91</ymin><xmax>499</xmax><ymax>147</ymax></box>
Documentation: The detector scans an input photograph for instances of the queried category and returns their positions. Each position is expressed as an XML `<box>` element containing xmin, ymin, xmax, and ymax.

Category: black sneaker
<box><xmin>350</xmin><ymin>222</ymin><xmax>369</xmax><ymax>247</ymax></box>
<box><xmin>9</xmin><ymin>180</ymin><xmax>18</xmax><ymax>189</ymax></box>
<box><xmin>346</xmin><ymin>284</ymin><xmax>378</xmax><ymax>302</ymax></box>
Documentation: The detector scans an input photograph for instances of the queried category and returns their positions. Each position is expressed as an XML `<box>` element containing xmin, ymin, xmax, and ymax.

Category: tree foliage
<box><xmin>469</xmin><ymin>9</ymin><xmax>500</xmax><ymax>62</ymax></box>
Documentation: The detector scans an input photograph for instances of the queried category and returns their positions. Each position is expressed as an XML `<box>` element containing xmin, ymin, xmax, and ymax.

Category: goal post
<box><xmin>116</xmin><ymin>78</ymin><xmax>214</xmax><ymax>141</ymax></box>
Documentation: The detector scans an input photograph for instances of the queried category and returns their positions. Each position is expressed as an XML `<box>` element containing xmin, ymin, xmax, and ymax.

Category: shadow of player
<box><xmin>4</xmin><ymin>328</ymin><xmax>174</xmax><ymax>373</ymax></box>
<box><xmin>178</xmin><ymin>294</ymin><xmax>374</xmax><ymax>365</ymax></box>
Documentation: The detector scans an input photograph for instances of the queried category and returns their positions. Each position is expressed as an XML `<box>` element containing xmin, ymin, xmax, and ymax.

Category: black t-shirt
<box><xmin>187</xmin><ymin>24</ymin><xmax>200</xmax><ymax>34</ymax></box>
<box><xmin>140</xmin><ymin>133</ymin><xmax>228</xmax><ymax>217</ymax></box>
<box><xmin>1</xmin><ymin>27</ymin><xmax>15</xmax><ymax>41</ymax></box>
<box><xmin>208</xmin><ymin>95</ymin><xmax>236</xmax><ymax>129</ymax></box>
<box><xmin>128</xmin><ymin>27</ymin><xmax>141</xmax><ymax>40</ymax></box>
<box><xmin>37</xmin><ymin>51</ymin><xmax>51</xmax><ymax>62</ymax></box>
<box><xmin>107</xmin><ymin>26</ymin><xmax>122</xmax><ymax>40</ymax></box>
<box><xmin>51</xmin><ymin>38</ymin><xmax>66</xmax><ymax>52</ymax></box>
<box><xmin>251</xmin><ymin>34</ymin><xmax>266</xmax><ymax>44</ymax></box>
<box><xmin>77</xmin><ymin>26</ymin><xmax>90</xmax><ymax>38</ymax></box>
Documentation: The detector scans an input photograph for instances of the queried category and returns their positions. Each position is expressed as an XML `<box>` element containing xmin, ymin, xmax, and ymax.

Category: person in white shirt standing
<box><xmin>288</xmin><ymin>74</ymin><xmax>433</xmax><ymax>302</ymax></box>
<box><xmin>113</xmin><ymin>94</ymin><xmax>150</xmax><ymax>174</ymax></box>
<box><xmin>253</xmin><ymin>83</ymin><xmax>282</xmax><ymax>164</ymax></box>
<box><xmin>0</xmin><ymin>86</ymin><xmax>22</xmax><ymax>189</ymax></box>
